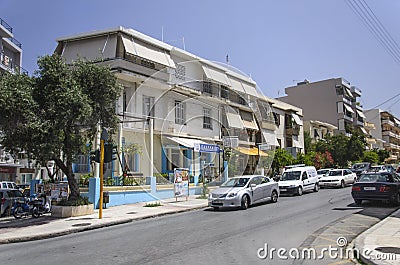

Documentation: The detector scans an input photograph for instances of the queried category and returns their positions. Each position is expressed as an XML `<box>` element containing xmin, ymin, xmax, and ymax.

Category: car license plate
<box><xmin>280</xmin><ymin>188</ymin><xmax>287</xmax><ymax>191</ymax></box>
<box><xmin>364</xmin><ymin>187</ymin><xmax>376</xmax><ymax>191</ymax></box>
<box><xmin>213</xmin><ymin>200</ymin><xmax>221</xmax><ymax>203</ymax></box>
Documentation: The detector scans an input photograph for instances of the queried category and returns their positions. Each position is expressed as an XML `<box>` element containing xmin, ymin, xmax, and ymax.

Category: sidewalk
<box><xmin>0</xmin><ymin>195</ymin><xmax>208</xmax><ymax>244</ymax></box>
<box><xmin>353</xmin><ymin>208</ymin><xmax>400</xmax><ymax>265</ymax></box>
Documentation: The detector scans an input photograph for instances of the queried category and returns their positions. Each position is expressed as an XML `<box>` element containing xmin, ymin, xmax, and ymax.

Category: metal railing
<box><xmin>0</xmin><ymin>18</ymin><xmax>12</xmax><ymax>33</ymax></box>
<box><xmin>9</xmin><ymin>37</ymin><xmax>22</xmax><ymax>48</ymax></box>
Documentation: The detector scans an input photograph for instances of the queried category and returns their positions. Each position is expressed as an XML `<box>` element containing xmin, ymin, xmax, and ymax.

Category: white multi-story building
<box><xmin>55</xmin><ymin>26</ymin><xmax>304</xmax><ymax>179</ymax></box>
<box><xmin>0</xmin><ymin>17</ymin><xmax>34</xmax><ymax>184</ymax></box>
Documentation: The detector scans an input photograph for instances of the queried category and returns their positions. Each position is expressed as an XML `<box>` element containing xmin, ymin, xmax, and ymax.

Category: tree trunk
<box><xmin>53</xmin><ymin>157</ymin><xmax>80</xmax><ymax>201</ymax></box>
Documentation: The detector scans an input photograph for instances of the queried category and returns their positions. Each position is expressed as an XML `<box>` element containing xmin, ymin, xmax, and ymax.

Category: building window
<box><xmin>273</xmin><ymin>112</ymin><xmax>281</xmax><ymax>126</ymax></box>
<box><xmin>203</xmin><ymin>108</ymin><xmax>212</xmax><ymax>129</ymax></box>
<box><xmin>221</xmin><ymin>85</ymin><xmax>229</xmax><ymax>99</ymax></box>
<box><xmin>167</xmin><ymin>148</ymin><xmax>182</xmax><ymax>171</ymax></box>
<box><xmin>203</xmin><ymin>81</ymin><xmax>212</xmax><ymax>94</ymax></box>
<box><xmin>123</xmin><ymin>90</ymin><xmax>127</xmax><ymax>112</ymax></box>
<box><xmin>175</xmin><ymin>101</ymin><xmax>185</xmax><ymax>125</ymax></box>
<box><xmin>259</xmin><ymin>102</ymin><xmax>274</xmax><ymax>122</ymax></box>
<box><xmin>175</xmin><ymin>64</ymin><xmax>185</xmax><ymax>80</ymax></box>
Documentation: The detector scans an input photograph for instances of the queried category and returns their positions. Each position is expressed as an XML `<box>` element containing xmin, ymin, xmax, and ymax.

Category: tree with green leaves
<box><xmin>0</xmin><ymin>54</ymin><xmax>122</xmax><ymax>201</ymax></box>
<box><xmin>362</xmin><ymin>150</ymin><xmax>379</xmax><ymax>164</ymax></box>
<box><xmin>271</xmin><ymin>148</ymin><xmax>293</xmax><ymax>175</ymax></box>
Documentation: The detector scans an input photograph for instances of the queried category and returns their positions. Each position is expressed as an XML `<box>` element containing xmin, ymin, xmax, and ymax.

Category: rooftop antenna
<box><xmin>182</xmin><ymin>37</ymin><xmax>186</xmax><ymax>51</ymax></box>
<box><xmin>161</xmin><ymin>26</ymin><xmax>164</xmax><ymax>42</ymax></box>
<box><xmin>226</xmin><ymin>54</ymin><xmax>229</xmax><ymax>65</ymax></box>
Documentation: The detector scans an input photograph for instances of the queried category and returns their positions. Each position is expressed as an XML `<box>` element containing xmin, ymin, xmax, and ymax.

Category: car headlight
<box><xmin>227</xmin><ymin>192</ymin><xmax>237</xmax><ymax>198</ymax></box>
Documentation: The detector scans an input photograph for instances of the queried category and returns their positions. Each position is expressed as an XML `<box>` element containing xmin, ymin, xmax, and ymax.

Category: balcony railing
<box><xmin>0</xmin><ymin>18</ymin><xmax>12</xmax><ymax>33</ymax></box>
<box><xmin>9</xmin><ymin>37</ymin><xmax>22</xmax><ymax>48</ymax></box>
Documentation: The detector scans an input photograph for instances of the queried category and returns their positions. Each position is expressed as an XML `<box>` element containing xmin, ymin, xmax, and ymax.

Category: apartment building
<box><xmin>303</xmin><ymin>120</ymin><xmax>337</xmax><ymax>144</ymax></box>
<box><xmin>55</xmin><ymin>26</ymin><xmax>304</xmax><ymax>179</ymax></box>
<box><xmin>365</xmin><ymin>109</ymin><xmax>400</xmax><ymax>162</ymax></box>
<box><xmin>0</xmin><ymin>17</ymin><xmax>34</xmax><ymax>183</ymax></box>
<box><xmin>278</xmin><ymin>78</ymin><xmax>366</xmax><ymax>136</ymax></box>
<box><xmin>0</xmin><ymin>17</ymin><xmax>25</xmax><ymax>74</ymax></box>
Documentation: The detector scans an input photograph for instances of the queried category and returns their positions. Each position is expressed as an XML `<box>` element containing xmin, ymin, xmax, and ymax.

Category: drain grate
<box><xmin>126</xmin><ymin>212</ymin><xmax>137</xmax><ymax>215</ymax></box>
<box><xmin>72</xmin><ymin>223</ymin><xmax>91</xmax><ymax>227</ymax></box>
<box><xmin>375</xmin><ymin>247</ymin><xmax>400</xmax><ymax>254</ymax></box>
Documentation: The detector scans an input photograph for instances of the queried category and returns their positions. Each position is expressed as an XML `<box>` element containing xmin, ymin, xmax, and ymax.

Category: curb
<box><xmin>0</xmin><ymin>205</ymin><xmax>208</xmax><ymax>245</ymax></box>
<box><xmin>352</xmin><ymin>208</ymin><xmax>400</xmax><ymax>265</ymax></box>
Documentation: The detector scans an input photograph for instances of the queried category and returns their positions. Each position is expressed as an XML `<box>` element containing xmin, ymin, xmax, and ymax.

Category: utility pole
<box><xmin>99</xmin><ymin>128</ymin><xmax>108</xmax><ymax>219</ymax></box>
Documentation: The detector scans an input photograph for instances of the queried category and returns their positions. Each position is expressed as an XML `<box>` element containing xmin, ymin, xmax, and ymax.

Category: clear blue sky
<box><xmin>1</xmin><ymin>0</ymin><xmax>399</xmax><ymax>118</ymax></box>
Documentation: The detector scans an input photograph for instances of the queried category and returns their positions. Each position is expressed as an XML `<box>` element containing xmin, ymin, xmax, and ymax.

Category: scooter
<box><xmin>12</xmin><ymin>193</ymin><xmax>51</xmax><ymax>219</ymax></box>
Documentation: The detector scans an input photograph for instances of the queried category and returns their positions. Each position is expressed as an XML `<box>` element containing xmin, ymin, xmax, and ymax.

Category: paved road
<box><xmin>0</xmin><ymin>187</ymin><xmax>396</xmax><ymax>265</ymax></box>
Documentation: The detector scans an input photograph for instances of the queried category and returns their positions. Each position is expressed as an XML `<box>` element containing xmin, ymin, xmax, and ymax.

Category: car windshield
<box><xmin>352</xmin><ymin>163</ymin><xmax>368</xmax><ymax>170</ymax></box>
<box><xmin>328</xmin><ymin>170</ymin><xmax>342</xmax><ymax>176</ymax></box>
<box><xmin>317</xmin><ymin>169</ymin><xmax>329</xmax><ymax>175</ymax></box>
<box><xmin>221</xmin><ymin>177</ymin><xmax>250</xmax><ymax>187</ymax></box>
<box><xmin>358</xmin><ymin>174</ymin><xmax>392</xmax><ymax>182</ymax></box>
<box><xmin>281</xmin><ymin>171</ymin><xmax>301</xmax><ymax>181</ymax></box>
<box><xmin>7</xmin><ymin>190</ymin><xmax>23</xmax><ymax>197</ymax></box>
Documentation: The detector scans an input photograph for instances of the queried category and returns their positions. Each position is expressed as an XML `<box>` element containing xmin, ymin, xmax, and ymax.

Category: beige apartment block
<box><xmin>278</xmin><ymin>78</ymin><xmax>366</xmax><ymax>136</ymax></box>
<box><xmin>365</xmin><ymin>109</ymin><xmax>400</xmax><ymax>162</ymax></box>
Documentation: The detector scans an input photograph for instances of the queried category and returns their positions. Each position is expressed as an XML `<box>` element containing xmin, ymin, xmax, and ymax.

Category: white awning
<box><xmin>262</xmin><ymin>130</ymin><xmax>279</xmax><ymax>146</ymax></box>
<box><xmin>360</xmin><ymin>127</ymin><xmax>368</xmax><ymax>135</ymax></box>
<box><xmin>202</xmin><ymin>65</ymin><xmax>230</xmax><ymax>86</ymax></box>
<box><xmin>343</xmin><ymin>104</ymin><xmax>354</xmax><ymax>113</ymax></box>
<box><xmin>394</xmin><ymin>118</ymin><xmax>400</xmax><ymax>125</ymax></box>
<box><xmin>344</xmin><ymin>87</ymin><xmax>353</xmax><ymax>98</ymax></box>
<box><xmin>225</xmin><ymin>112</ymin><xmax>244</xmax><ymax>129</ymax></box>
<box><xmin>122</xmin><ymin>36</ymin><xmax>175</xmax><ymax>68</ymax></box>
<box><xmin>167</xmin><ymin>137</ymin><xmax>207</xmax><ymax>148</ymax></box>
<box><xmin>228</xmin><ymin>76</ymin><xmax>245</xmax><ymax>94</ymax></box>
<box><xmin>293</xmin><ymin>139</ymin><xmax>302</xmax><ymax>148</ymax></box>
<box><xmin>242</xmin><ymin>119</ymin><xmax>259</xmax><ymax>130</ymax></box>
<box><xmin>356</xmin><ymin>110</ymin><xmax>366</xmax><ymax>119</ymax></box>
<box><xmin>291</xmin><ymin>113</ymin><xmax>303</xmax><ymax>125</ymax></box>
<box><xmin>241</xmin><ymin>82</ymin><xmax>259</xmax><ymax>97</ymax></box>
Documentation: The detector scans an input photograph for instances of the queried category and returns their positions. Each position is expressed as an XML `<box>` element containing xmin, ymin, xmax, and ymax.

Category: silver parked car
<box><xmin>208</xmin><ymin>175</ymin><xmax>279</xmax><ymax>210</ymax></box>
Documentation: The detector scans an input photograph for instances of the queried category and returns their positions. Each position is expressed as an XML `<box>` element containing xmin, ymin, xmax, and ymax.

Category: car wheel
<box><xmin>354</xmin><ymin>199</ymin><xmax>362</xmax><ymax>205</ymax></box>
<box><xmin>240</xmin><ymin>195</ymin><xmax>250</xmax><ymax>210</ymax></box>
<box><xmin>271</xmin><ymin>190</ymin><xmax>278</xmax><ymax>203</ymax></box>
<box><xmin>340</xmin><ymin>180</ymin><xmax>345</xmax><ymax>188</ymax></box>
<box><xmin>297</xmin><ymin>186</ymin><xmax>303</xmax><ymax>196</ymax></box>
<box><xmin>13</xmin><ymin>206</ymin><xmax>24</xmax><ymax>219</ymax></box>
<box><xmin>314</xmin><ymin>183</ymin><xmax>319</xmax><ymax>192</ymax></box>
<box><xmin>391</xmin><ymin>193</ymin><xmax>400</xmax><ymax>206</ymax></box>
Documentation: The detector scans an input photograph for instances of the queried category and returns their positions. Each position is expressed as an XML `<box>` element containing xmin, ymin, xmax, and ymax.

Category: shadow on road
<box><xmin>0</xmin><ymin>214</ymin><xmax>57</xmax><ymax>229</ymax></box>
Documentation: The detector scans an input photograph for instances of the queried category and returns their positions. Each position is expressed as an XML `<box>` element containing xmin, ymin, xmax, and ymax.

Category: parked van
<box><xmin>278</xmin><ymin>166</ymin><xmax>319</xmax><ymax>196</ymax></box>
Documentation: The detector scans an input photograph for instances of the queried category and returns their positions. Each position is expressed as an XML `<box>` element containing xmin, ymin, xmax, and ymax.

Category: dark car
<box><xmin>0</xmin><ymin>189</ymin><xmax>25</xmax><ymax>217</ymax></box>
<box><xmin>351</xmin><ymin>172</ymin><xmax>400</xmax><ymax>205</ymax></box>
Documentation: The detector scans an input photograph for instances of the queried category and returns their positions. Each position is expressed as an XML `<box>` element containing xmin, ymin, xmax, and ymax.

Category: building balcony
<box><xmin>381</xmin><ymin>119</ymin><xmax>395</xmax><ymax>127</ymax></box>
<box><xmin>351</xmin><ymin>86</ymin><xmax>362</xmax><ymax>97</ymax></box>
<box><xmin>0</xmin><ymin>17</ymin><xmax>13</xmax><ymax>38</ymax></box>
<box><xmin>285</xmin><ymin>125</ymin><xmax>300</xmax><ymax>136</ymax></box>
<box><xmin>0</xmin><ymin>52</ymin><xmax>27</xmax><ymax>74</ymax></box>
<box><xmin>382</xmin><ymin>130</ymin><xmax>400</xmax><ymax>140</ymax></box>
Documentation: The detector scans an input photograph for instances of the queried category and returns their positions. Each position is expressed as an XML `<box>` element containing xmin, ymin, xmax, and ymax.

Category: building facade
<box><xmin>0</xmin><ymin>17</ymin><xmax>34</xmax><ymax>183</ymax></box>
<box><xmin>278</xmin><ymin>78</ymin><xmax>366</xmax><ymax>136</ymax></box>
<box><xmin>303</xmin><ymin>120</ymin><xmax>337</xmax><ymax>144</ymax></box>
<box><xmin>55</xmin><ymin>26</ymin><xmax>304</xmax><ymax>179</ymax></box>
<box><xmin>365</xmin><ymin>109</ymin><xmax>400</xmax><ymax>162</ymax></box>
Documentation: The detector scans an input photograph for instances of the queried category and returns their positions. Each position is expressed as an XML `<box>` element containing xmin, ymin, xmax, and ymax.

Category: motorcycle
<box><xmin>12</xmin><ymin>193</ymin><xmax>51</xmax><ymax>219</ymax></box>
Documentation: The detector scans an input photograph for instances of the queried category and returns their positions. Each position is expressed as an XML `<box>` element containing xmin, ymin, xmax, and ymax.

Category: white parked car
<box><xmin>319</xmin><ymin>169</ymin><xmax>357</xmax><ymax>188</ymax></box>
<box><xmin>208</xmin><ymin>175</ymin><xmax>279</xmax><ymax>210</ymax></box>
<box><xmin>317</xmin><ymin>168</ymin><xmax>333</xmax><ymax>179</ymax></box>
<box><xmin>278</xmin><ymin>166</ymin><xmax>319</xmax><ymax>196</ymax></box>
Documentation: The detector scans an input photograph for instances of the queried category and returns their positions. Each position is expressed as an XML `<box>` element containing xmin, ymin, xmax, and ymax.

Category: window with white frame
<box><xmin>175</xmin><ymin>101</ymin><xmax>185</xmax><ymax>125</ymax></box>
<box><xmin>203</xmin><ymin>108</ymin><xmax>212</xmax><ymax>129</ymax></box>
